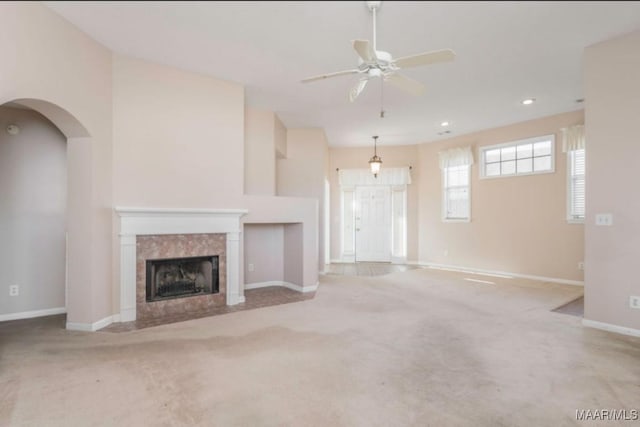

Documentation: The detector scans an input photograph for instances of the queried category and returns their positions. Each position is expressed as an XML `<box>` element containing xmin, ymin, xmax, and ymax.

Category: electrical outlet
<box><xmin>630</xmin><ymin>296</ymin><xmax>640</xmax><ymax>310</ymax></box>
<box><xmin>9</xmin><ymin>285</ymin><xmax>19</xmax><ymax>297</ymax></box>
<box><xmin>248</xmin><ymin>263</ymin><xmax>254</xmax><ymax>272</ymax></box>
<box><xmin>578</xmin><ymin>262</ymin><xmax>584</xmax><ymax>271</ymax></box>
<box><xmin>595</xmin><ymin>213</ymin><xmax>613</xmax><ymax>226</ymax></box>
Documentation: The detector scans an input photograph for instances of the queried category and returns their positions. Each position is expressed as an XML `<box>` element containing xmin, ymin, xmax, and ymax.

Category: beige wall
<box><xmin>244</xmin><ymin>108</ymin><xmax>276</xmax><ymax>196</ymax></box>
<box><xmin>274</xmin><ymin>115</ymin><xmax>287</xmax><ymax>190</ymax></box>
<box><xmin>243</xmin><ymin>224</ymin><xmax>284</xmax><ymax>284</ymax></box>
<box><xmin>418</xmin><ymin>110</ymin><xmax>585</xmax><ymax>281</ymax></box>
<box><xmin>0</xmin><ymin>107</ymin><xmax>67</xmax><ymax>315</ymax></box>
<box><xmin>328</xmin><ymin>145</ymin><xmax>420</xmax><ymax>262</ymax></box>
<box><xmin>0</xmin><ymin>2</ymin><xmax>113</xmax><ymax>325</ymax></box>
<box><xmin>278</xmin><ymin>128</ymin><xmax>329</xmax><ymax>268</ymax></box>
<box><xmin>584</xmin><ymin>30</ymin><xmax>640</xmax><ymax>331</ymax></box>
<box><xmin>284</xmin><ymin>223</ymin><xmax>304</xmax><ymax>285</ymax></box>
<box><xmin>274</xmin><ymin>115</ymin><xmax>287</xmax><ymax>159</ymax></box>
<box><xmin>113</xmin><ymin>55</ymin><xmax>244</xmax><ymax>207</ymax></box>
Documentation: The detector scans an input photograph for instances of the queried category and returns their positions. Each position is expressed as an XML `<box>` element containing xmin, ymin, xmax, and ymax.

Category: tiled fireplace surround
<box><xmin>116</xmin><ymin>208</ymin><xmax>247</xmax><ymax>322</ymax></box>
<box><xmin>136</xmin><ymin>234</ymin><xmax>226</xmax><ymax>321</ymax></box>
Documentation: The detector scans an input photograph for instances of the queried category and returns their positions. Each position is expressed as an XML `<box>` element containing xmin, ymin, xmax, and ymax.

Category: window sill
<box><xmin>567</xmin><ymin>218</ymin><xmax>585</xmax><ymax>224</ymax></box>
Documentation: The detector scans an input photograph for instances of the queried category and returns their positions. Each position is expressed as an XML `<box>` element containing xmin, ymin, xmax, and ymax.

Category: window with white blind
<box><xmin>480</xmin><ymin>135</ymin><xmax>555</xmax><ymax>178</ymax></box>
<box><xmin>568</xmin><ymin>148</ymin><xmax>585</xmax><ymax>222</ymax></box>
<box><xmin>443</xmin><ymin>164</ymin><xmax>470</xmax><ymax>221</ymax></box>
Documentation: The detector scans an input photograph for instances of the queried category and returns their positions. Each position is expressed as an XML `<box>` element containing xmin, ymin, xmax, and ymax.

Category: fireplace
<box><xmin>146</xmin><ymin>255</ymin><xmax>219</xmax><ymax>302</ymax></box>
<box><xmin>116</xmin><ymin>208</ymin><xmax>247</xmax><ymax>323</ymax></box>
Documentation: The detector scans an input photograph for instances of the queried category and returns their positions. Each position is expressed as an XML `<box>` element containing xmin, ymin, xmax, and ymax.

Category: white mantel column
<box><xmin>119</xmin><ymin>234</ymin><xmax>137</xmax><ymax>322</ymax></box>
<box><xmin>226</xmin><ymin>231</ymin><xmax>244</xmax><ymax>305</ymax></box>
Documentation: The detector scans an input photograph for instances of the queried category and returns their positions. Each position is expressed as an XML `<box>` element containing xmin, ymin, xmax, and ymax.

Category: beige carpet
<box><xmin>1</xmin><ymin>268</ymin><xmax>639</xmax><ymax>426</ymax></box>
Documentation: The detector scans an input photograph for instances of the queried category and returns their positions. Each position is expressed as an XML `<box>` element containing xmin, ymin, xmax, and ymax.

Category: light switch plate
<box><xmin>595</xmin><ymin>213</ymin><xmax>613</xmax><ymax>226</ymax></box>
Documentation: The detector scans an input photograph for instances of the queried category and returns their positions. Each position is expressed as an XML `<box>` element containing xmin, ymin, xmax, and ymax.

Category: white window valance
<box><xmin>561</xmin><ymin>124</ymin><xmax>585</xmax><ymax>152</ymax></box>
<box><xmin>438</xmin><ymin>146</ymin><xmax>474</xmax><ymax>169</ymax></box>
<box><xmin>338</xmin><ymin>167</ymin><xmax>412</xmax><ymax>187</ymax></box>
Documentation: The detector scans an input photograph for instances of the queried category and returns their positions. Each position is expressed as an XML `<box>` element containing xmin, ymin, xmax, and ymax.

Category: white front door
<box><xmin>355</xmin><ymin>186</ymin><xmax>391</xmax><ymax>262</ymax></box>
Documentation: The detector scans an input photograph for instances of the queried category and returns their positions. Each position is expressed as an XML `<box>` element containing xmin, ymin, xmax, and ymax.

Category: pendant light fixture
<box><xmin>369</xmin><ymin>135</ymin><xmax>383</xmax><ymax>177</ymax></box>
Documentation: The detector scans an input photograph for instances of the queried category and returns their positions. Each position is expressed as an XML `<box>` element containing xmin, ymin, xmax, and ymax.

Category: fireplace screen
<box><xmin>146</xmin><ymin>255</ymin><xmax>219</xmax><ymax>302</ymax></box>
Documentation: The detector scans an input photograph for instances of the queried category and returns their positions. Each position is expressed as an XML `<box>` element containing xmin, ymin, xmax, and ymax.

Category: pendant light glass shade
<box><xmin>369</xmin><ymin>135</ymin><xmax>383</xmax><ymax>177</ymax></box>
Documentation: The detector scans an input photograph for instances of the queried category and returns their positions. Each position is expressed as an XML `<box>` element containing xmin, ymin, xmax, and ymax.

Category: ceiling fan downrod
<box><xmin>368</xmin><ymin>1</ymin><xmax>380</xmax><ymax>52</ymax></box>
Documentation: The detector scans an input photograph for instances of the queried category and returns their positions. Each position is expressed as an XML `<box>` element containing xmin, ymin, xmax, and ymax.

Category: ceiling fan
<box><xmin>301</xmin><ymin>1</ymin><xmax>456</xmax><ymax>102</ymax></box>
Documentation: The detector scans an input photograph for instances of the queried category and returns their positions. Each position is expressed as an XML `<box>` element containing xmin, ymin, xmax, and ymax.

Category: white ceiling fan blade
<box><xmin>386</xmin><ymin>73</ymin><xmax>426</xmax><ymax>96</ymax></box>
<box><xmin>393</xmin><ymin>49</ymin><xmax>456</xmax><ymax>69</ymax></box>
<box><xmin>349</xmin><ymin>78</ymin><xmax>369</xmax><ymax>103</ymax></box>
<box><xmin>352</xmin><ymin>39</ymin><xmax>376</xmax><ymax>63</ymax></box>
<box><xmin>301</xmin><ymin>69</ymin><xmax>359</xmax><ymax>83</ymax></box>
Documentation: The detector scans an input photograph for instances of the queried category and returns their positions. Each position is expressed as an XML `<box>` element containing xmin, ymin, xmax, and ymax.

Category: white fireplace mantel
<box><xmin>115</xmin><ymin>207</ymin><xmax>248</xmax><ymax>322</ymax></box>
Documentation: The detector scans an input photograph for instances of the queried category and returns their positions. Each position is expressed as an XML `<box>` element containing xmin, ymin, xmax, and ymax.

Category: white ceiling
<box><xmin>44</xmin><ymin>1</ymin><xmax>640</xmax><ymax>147</ymax></box>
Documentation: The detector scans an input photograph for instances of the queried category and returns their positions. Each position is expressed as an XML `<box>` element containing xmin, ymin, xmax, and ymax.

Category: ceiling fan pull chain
<box><xmin>380</xmin><ymin>78</ymin><xmax>385</xmax><ymax>118</ymax></box>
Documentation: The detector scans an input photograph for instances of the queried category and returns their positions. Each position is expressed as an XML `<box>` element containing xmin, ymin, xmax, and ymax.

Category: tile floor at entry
<box><xmin>324</xmin><ymin>262</ymin><xmax>420</xmax><ymax>277</ymax></box>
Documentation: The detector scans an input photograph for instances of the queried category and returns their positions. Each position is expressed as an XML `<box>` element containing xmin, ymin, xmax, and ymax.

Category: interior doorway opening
<box><xmin>0</xmin><ymin>97</ymin><xmax>94</xmax><ymax>329</ymax></box>
<box><xmin>0</xmin><ymin>102</ymin><xmax>68</xmax><ymax>321</ymax></box>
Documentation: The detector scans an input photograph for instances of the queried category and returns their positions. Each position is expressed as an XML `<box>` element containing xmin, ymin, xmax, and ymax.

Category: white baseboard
<box><xmin>582</xmin><ymin>319</ymin><xmax>640</xmax><ymax>338</ymax></box>
<box><xmin>420</xmin><ymin>262</ymin><xmax>584</xmax><ymax>286</ymax></box>
<box><xmin>245</xmin><ymin>280</ymin><xmax>318</xmax><ymax>293</ymax></box>
<box><xmin>66</xmin><ymin>315</ymin><xmax>113</xmax><ymax>332</ymax></box>
<box><xmin>0</xmin><ymin>307</ymin><xmax>66</xmax><ymax>322</ymax></box>
<box><xmin>303</xmin><ymin>282</ymin><xmax>319</xmax><ymax>293</ymax></box>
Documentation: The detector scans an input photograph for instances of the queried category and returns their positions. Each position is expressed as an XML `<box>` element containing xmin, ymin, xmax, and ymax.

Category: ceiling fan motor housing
<box><xmin>357</xmin><ymin>50</ymin><xmax>394</xmax><ymax>75</ymax></box>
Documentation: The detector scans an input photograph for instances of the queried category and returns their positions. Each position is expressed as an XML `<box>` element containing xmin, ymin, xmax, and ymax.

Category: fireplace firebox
<box><xmin>146</xmin><ymin>255</ymin><xmax>219</xmax><ymax>302</ymax></box>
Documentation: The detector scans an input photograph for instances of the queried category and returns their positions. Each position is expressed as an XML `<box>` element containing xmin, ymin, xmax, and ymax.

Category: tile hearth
<box><xmin>101</xmin><ymin>286</ymin><xmax>315</xmax><ymax>332</ymax></box>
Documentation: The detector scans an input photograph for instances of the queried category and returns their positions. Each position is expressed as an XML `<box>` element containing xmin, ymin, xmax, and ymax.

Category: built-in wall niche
<box><xmin>243</xmin><ymin>223</ymin><xmax>303</xmax><ymax>289</ymax></box>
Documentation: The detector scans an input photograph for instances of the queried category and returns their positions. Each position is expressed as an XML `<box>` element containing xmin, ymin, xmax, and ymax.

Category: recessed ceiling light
<box><xmin>521</xmin><ymin>98</ymin><xmax>535</xmax><ymax>105</ymax></box>
<box><xmin>440</xmin><ymin>121</ymin><xmax>450</xmax><ymax>127</ymax></box>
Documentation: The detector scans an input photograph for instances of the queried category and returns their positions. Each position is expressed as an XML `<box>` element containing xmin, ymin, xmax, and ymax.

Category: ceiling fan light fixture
<box><xmin>369</xmin><ymin>135</ymin><xmax>383</xmax><ymax>177</ymax></box>
<box><xmin>300</xmin><ymin>1</ymin><xmax>455</xmax><ymax>103</ymax></box>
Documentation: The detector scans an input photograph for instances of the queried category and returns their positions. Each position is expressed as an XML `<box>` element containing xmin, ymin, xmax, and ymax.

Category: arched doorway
<box><xmin>0</xmin><ymin>98</ymin><xmax>97</xmax><ymax>329</ymax></box>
